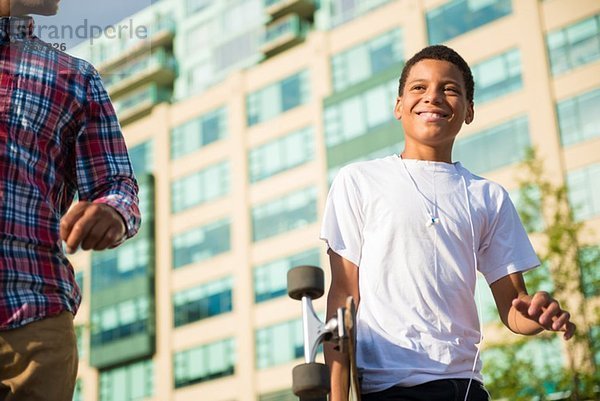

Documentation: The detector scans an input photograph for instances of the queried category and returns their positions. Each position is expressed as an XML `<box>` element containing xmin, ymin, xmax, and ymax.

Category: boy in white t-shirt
<box><xmin>320</xmin><ymin>45</ymin><xmax>575</xmax><ymax>401</ymax></box>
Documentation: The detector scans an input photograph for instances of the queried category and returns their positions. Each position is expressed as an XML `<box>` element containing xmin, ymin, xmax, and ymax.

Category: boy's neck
<box><xmin>401</xmin><ymin>146</ymin><xmax>453</xmax><ymax>163</ymax></box>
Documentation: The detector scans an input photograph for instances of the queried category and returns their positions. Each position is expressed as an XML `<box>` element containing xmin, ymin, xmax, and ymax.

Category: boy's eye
<box><xmin>445</xmin><ymin>87</ymin><xmax>460</xmax><ymax>93</ymax></box>
<box><xmin>411</xmin><ymin>85</ymin><xmax>425</xmax><ymax>91</ymax></box>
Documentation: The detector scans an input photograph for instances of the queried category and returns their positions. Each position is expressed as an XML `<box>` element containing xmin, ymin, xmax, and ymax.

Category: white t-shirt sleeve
<box><xmin>320</xmin><ymin>167</ymin><xmax>364</xmax><ymax>266</ymax></box>
<box><xmin>478</xmin><ymin>189</ymin><xmax>540</xmax><ymax>284</ymax></box>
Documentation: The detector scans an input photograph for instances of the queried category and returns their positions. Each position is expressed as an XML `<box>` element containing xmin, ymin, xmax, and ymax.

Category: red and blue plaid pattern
<box><xmin>0</xmin><ymin>17</ymin><xmax>141</xmax><ymax>330</ymax></box>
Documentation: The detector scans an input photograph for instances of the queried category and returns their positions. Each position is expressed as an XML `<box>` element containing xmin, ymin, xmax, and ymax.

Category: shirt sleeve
<box><xmin>75</xmin><ymin>66</ymin><xmax>141</xmax><ymax>240</ymax></box>
<box><xmin>319</xmin><ymin>167</ymin><xmax>364</xmax><ymax>267</ymax></box>
<box><xmin>478</xmin><ymin>188</ymin><xmax>540</xmax><ymax>284</ymax></box>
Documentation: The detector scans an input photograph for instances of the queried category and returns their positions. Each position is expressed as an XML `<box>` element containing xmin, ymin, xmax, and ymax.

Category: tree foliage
<box><xmin>483</xmin><ymin>148</ymin><xmax>599</xmax><ymax>400</ymax></box>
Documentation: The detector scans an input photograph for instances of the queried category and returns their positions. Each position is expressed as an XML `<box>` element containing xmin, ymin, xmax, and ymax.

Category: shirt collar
<box><xmin>0</xmin><ymin>16</ymin><xmax>35</xmax><ymax>43</ymax></box>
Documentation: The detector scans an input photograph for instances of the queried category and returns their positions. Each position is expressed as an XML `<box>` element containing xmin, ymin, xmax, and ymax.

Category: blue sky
<box><xmin>34</xmin><ymin>0</ymin><xmax>156</xmax><ymax>50</ymax></box>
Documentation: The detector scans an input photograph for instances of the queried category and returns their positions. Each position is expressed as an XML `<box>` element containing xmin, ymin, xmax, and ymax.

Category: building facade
<box><xmin>68</xmin><ymin>0</ymin><xmax>600</xmax><ymax>400</ymax></box>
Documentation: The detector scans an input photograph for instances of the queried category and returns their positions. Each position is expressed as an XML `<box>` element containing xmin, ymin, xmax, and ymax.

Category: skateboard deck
<box><xmin>344</xmin><ymin>296</ymin><xmax>361</xmax><ymax>401</ymax></box>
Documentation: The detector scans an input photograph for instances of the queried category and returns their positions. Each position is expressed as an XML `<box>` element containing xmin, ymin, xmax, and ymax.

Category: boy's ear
<box><xmin>465</xmin><ymin>102</ymin><xmax>474</xmax><ymax>125</ymax></box>
<box><xmin>394</xmin><ymin>97</ymin><xmax>403</xmax><ymax>120</ymax></box>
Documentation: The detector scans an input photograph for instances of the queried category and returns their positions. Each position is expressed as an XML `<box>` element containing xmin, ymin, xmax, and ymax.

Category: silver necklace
<box><xmin>400</xmin><ymin>154</ymin><xmax>439</xmax><ymax>228</ymax></box>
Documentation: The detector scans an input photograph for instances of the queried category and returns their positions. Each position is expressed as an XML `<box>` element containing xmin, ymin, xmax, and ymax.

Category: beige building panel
<box><xmin>173</xmin><ymin>377</ymin><xmax>238</xmax><ymax>401</ymax></box>
<box><xmin>244</xmin><ymin>44</ymin><xmax>313</xmax><ymax>92</ymax></box>
<box><xmin>563</xmin><ymin>139</ymin><xmax>600</xmax><ymax>171</ymax></box>
<box><xmin>170</xmin><ymin>74</ymin><xmax>243</xmax><ymax>127</ymax></box>
<box><xmin>552</xmin><ymin>63</ymin><xmax>600</xmax><ymax>100</ymax></box>
<box><xmin>250</xmin><ymin>223</ymin><xmax>321</xmax><ymax>261</ymax></box>
<box><xmin>170</xmin><ymin>145</ymin><xmax>232</xmax><ymax>179</ymax></box>
<box><xmin>254</xmin><ymin>296</ymin><xmax>326</xmax><ymax>329</ymax></box>
<box><xmin>172</xmin><ymin>315</ymin><xmax>237</xmax><ymax>352</ymax></box>
<box><xmin>326</xmin><ymin>1</ymin><xmax>410</xmax><ymax>53</ymax></box>
<box><xmin>246</xmin><ymin>105</ymin><xmax>316</xmax><ymax>147</ymax></box>
<box><xmin>170</xmin><ymin>199</ymin><xmax>234</xmax><ymax>233</ymax></box>
<box><xmin>256</xmin><ymin>362</ymin><xmax>297</xmax><ymax>394</ymax></box>
<box><xmin>171</xmin><ymin>259</ymin><xmax>236</xmax><ymax>293</ymax></box>
<box><xmin>542</xmin><ymin>0</ymin><xmax>600</xmax><ymax>31</ymax></box>
<box><xmin>248</xmin><ymin>163</ymin><xmax>320</xmax><ymax>204</ymax></box>
<box><xmin>171</xmin><ymin>263</ymin><xmax>234</xmax><ymax>293</ymax></box>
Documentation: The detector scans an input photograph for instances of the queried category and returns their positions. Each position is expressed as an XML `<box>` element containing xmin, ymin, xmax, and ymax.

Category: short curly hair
<box><xmin>398</xmin><ymin>45</ymin><xmax>474</xmax><ymax>103</ymax></box>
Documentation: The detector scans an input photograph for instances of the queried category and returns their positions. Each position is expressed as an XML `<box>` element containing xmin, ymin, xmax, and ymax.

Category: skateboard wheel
<box><xmin>292</xmin><ymin>362</ymin><xmax>330</xmax><ymax>398</ymax></box>
<box><xmin>287</xmin><ymin>265</ymin><xmax>325</xmax><ymax>300</ymax></box>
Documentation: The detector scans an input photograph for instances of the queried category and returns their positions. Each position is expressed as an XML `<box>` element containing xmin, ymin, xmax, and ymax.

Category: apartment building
<box><xmin>67</xmin><ymin>0</ymin><xmax>600</xmax><ymax>400</ymax></box>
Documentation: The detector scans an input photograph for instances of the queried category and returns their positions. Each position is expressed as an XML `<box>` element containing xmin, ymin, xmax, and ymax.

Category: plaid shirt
<box><xmin>0</xmin><ymin>17</ymin><xmax>141</xmax><ymax>330</ymax></box>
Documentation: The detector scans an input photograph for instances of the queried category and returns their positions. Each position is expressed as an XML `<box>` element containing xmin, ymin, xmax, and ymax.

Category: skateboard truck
<box><xmin>287</xmin><ymin>265</ymin><xmax>351</xmax><ymax>400</ymax></box>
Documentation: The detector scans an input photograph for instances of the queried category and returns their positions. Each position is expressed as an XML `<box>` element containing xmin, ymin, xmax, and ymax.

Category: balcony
<box><xmin>264</xmin><ymin>0</ymin><xmax>315</xmax><ymax>20</ymax></box>
<box><xmin>97</xmin><ymin>18</ymin><xmax>176</xmax><ymax>74</ymax></box>
<box><xmin>102</xmin><ymin>49</ymin><xmax>176</xmax><ymax>98</ymax></box>
<box><xmin>113</xmin><ymin>83</ymin><xmax>171</xmax><ymax>126</ymax></box>
<box><xmin>261</xmin><ymin>14</ymin><xmax>309</xmax><ymax>58</ymax></box>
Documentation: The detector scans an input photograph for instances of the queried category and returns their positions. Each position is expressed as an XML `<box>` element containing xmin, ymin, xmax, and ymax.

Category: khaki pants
<box><xmin>0</xmin><ymin>312</ymin><xmax>78</xmax><ymax>401</ymax></box>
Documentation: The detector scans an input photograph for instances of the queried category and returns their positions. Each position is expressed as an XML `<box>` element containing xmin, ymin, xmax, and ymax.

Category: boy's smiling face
<box><xmin>395</xmin><ymin>59</ymin><xmax>474</xmax><ymax>158</ymax></box>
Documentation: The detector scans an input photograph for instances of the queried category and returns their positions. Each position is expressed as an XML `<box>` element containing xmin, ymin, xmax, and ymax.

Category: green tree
<box><xmin>483</xmin><ymin>148</ymin><xmax>599</xmax><ymax>400</ymax></box>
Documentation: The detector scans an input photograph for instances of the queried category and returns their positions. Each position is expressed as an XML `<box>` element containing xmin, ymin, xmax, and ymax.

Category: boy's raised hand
<box><xmin>512</xmin><ymin>291</ymin><xmax>576</xmax><ymax>340</ymax></box>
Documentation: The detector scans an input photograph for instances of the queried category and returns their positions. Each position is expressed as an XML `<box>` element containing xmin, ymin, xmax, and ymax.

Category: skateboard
<box><xmin>287</xmin><ymin>265</ymin><xmax>361</xmax><ymax>401</ymax></box>
<box><xmin>344</xmin><ymin>296</ymin><xmax>361</xmax><ymax>401</ymax></box>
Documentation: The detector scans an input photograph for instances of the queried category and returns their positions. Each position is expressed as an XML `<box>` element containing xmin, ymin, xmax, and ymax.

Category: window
<box><xmin>579</xmin><ymin>246</ymin><xmax>600</xmax><ymax>298</ymax></box>
<box><xmin>174</xmin><ymin>338</ymin><xmax>235</xmax><ymax>388</ymax></box>
<box><xmin>567</xmin><ymin>163</ymin><xmax>600</xmax><ymax>220</ymax></box>
<box><xmin>254</xmin><ymin>248</ymin><xmax>321</xmax><ymax>303</ymax></box>
<box><xmin>256</xmin><ymin>319</ymin><xmax>304</xmax><ymax>369</ymax></box>
<box><xmin>73</xmin><ymin>379</ymin><xmax>83</xmax><ymax>401</ymax></box>
<box><xmin>331</xmin><ymin>29</ymin><xmax>403</xmax><ymax>92</ymax></box>
<box><xmin>324</xmin><ymin>79</ymin><xmax>397</xmax><ymax>148</ymax></box>
<box><xmin>91</xmin><ymin>297</ymin><xmax>150</xmax><ymax>346</ymax></box>
<box><xmin>246</xmin><ymin>71</ymin><xmax>310</xmax><ymax>126</ymax></box>
<box><xmin>91</xmin><ymin>237</ymin><xmax>152</xmax><ymax>291</ymax></box>
<box><xmin>171</xmin><ymin>107</ymin><xmax>227</xmax><ymax>159</ymax></box>
<box><xmin>328</xmin><ymin>0</ymin><xmax>393</xmax><ymax>28</ymax></box>
<box><xmin>546</xmin><ymin>14</ymin><xmax>600</xmax><ymax>76</ymax></box>
<box><xmin>188</xmin><ymin>0</ymin><xmax>212</xmax><ymax>14</ymax></box>
<box><xmin>75</xmin><ymin>325</ymin><xmax>85</xmax><ymax>359</ymax></box>
<box><xmin>557</xmin><ymin>88</ymin><xmax>600</xmax><ymax>146</ymax></box>
<box><xmin>453</xmin><ymin>116</ymin><xmax>530</xmax><ymax>174</ymax></box>
<box><xmin>472</xmin><ymin>48</ymin><xmax>522</xmax><ymax>104</ymax></box>
<box><xmin>173</xmin><ymin>277</ymin><xmax>233</xmax><ymax>327</ymax></box>
<box><xmin>99</xmin><ymin>359</ymin><xmax>153</xmax><ymax>401</ymax></box>
<box><xmin>129</xmin><ymin>140</ymin><xmax>154</xmax><ymax>175</ymax></box>
<box><xmin>259</xmin><ymin>389</ymin><xmax>297</xmax><ymax>401</ymax></box>
<box><xmin>75</xmin><ymin>271</ymin><xmax>84</xmax><ymax>294</ymax></box>
<box><xmin>251</xmin><ymin>187</ymin><xmax>318</xmax><ymax>242</ymax></box>
<box><xmin>426</xmin><ymin>0</ymin><xmax>512</xmax><ymax>44</ymax></box>
<box><xmin>172</xmin><ymin>218</ymin><xmax>230</xmax><ymax>269</ymax></box>
<box><xmin>249</xmin><ymin>127</ymin><xmax>315</xmax><ymax>182</ymax></box>
<box><xmin>171</xmin><ymin>161</ymin><xmax>230</xmax><ymax>213</ymax></box>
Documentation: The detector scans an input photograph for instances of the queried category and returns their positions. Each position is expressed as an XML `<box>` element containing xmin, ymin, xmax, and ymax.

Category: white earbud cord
<box><xmin>460</xmin><ymin>166</ymin><xmax>484</xmax><ymax>401</ymax></box>
<box><xmin>399</xmin><ymin>155</ymin><xmax>439</xmax><ymax>227</ymax></box>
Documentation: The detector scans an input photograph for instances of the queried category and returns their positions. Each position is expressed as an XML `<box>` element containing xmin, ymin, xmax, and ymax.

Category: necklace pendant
<box><xmin>426</xmin><ymin>217</ymin><xmax>439</xmax><ymax>227</ymax></box>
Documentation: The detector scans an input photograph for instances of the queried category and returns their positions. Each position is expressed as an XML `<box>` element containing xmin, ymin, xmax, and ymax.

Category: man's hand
<box><xmin>60</xmin><ymin>201</ymin><xmax>126</xmax><ymax>254</ymax></box>
<box><xmin>512</xmin><ymin>291</ymin><xmax>576</xmax><ymax>340</ymax></box>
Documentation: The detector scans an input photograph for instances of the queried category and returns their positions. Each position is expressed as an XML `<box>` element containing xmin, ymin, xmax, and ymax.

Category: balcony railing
<box><xmin>264</xmin><ymin>0</ymin><xmax>315</xmax><ymax>19</ymax></box>
<box><xmin>261</xmin><ymin>14</ymin><xmax>309</xmax><ymax>57</ymax></box>
<box><xmin>102</xmin><ymin>48</ymin><xmax>176</xmax><ymax>98</ymax></box>
<box><xmin>96</xmin><ymin>17</ymin><xmax>176</xmax><ymax>73</ymax></box>
<box><xmin>113</xmin><ymin>83</ymin><xmax>171</xmax><ymax>125</ymax></box>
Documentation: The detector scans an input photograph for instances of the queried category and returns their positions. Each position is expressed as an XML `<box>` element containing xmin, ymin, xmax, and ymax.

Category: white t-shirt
<box><xmin>320</xmin><ymin>155</ymin><xmax>540</xmax><ymax>393</ymax></box>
